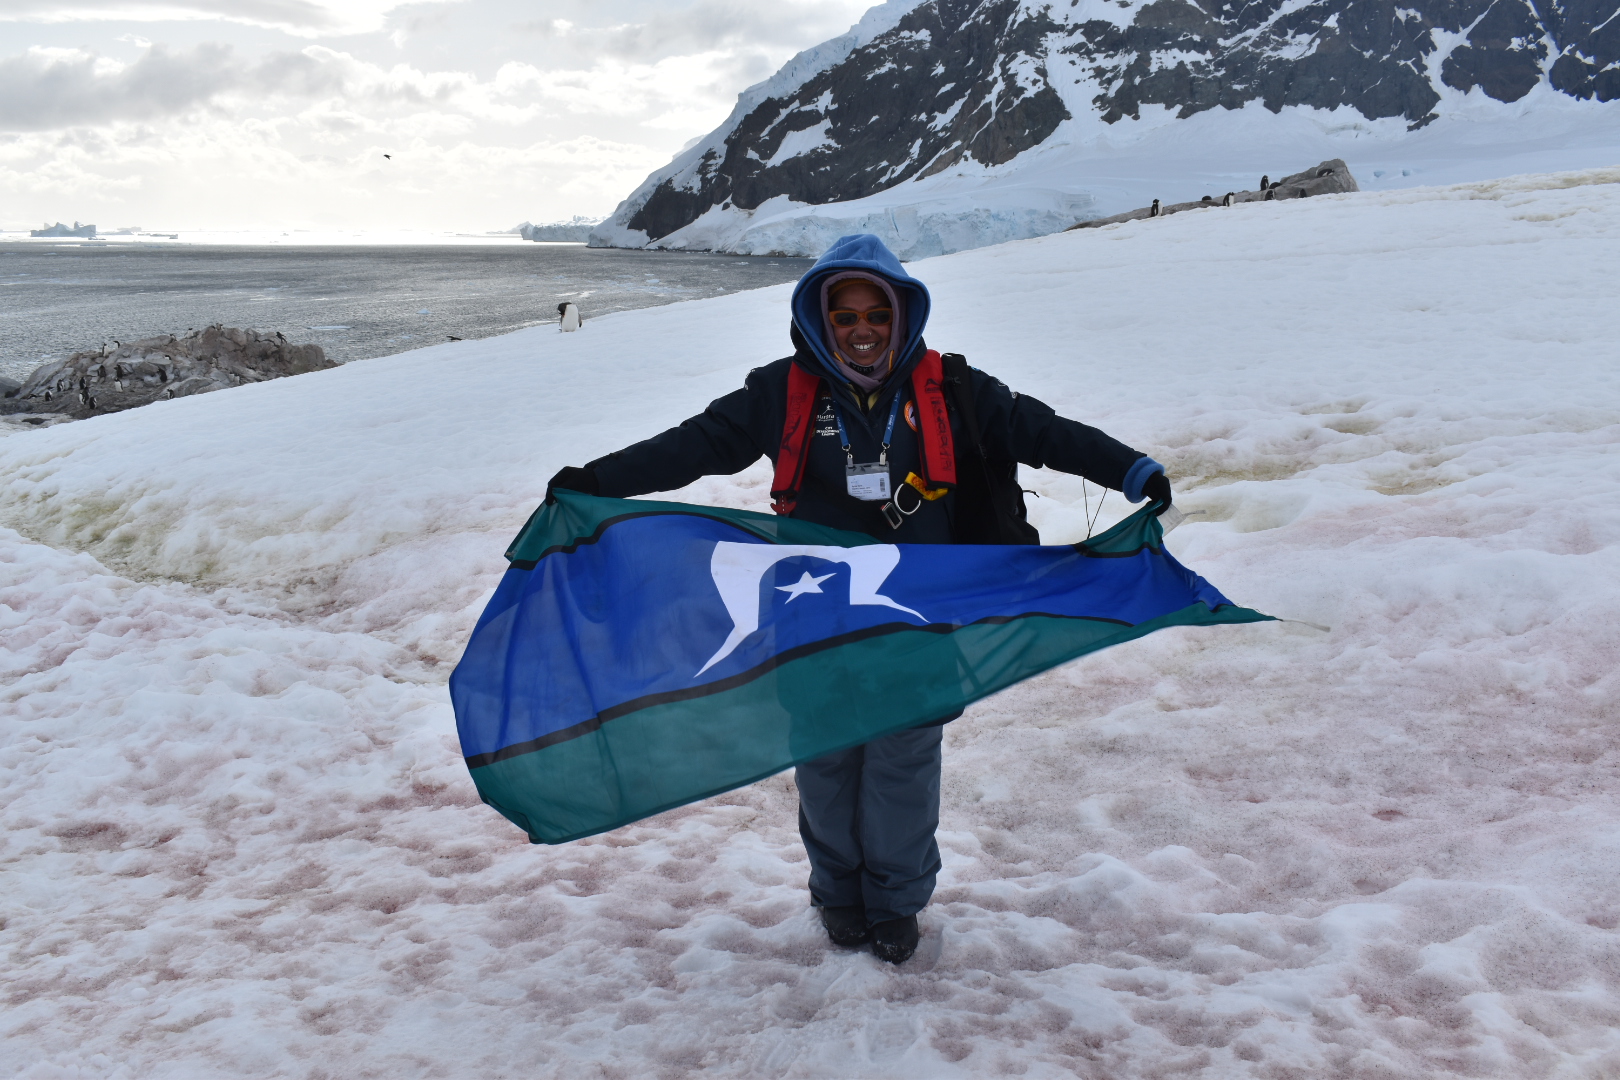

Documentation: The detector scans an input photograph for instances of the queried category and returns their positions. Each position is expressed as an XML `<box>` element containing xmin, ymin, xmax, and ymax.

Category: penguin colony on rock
<box><xmin>1069</xmin><ymin>159</ymin><xmax>1358</xmax><ymax>231</ymax></box>
<box><xmin>0</xmin><ymin>325</ymin><xmax>333</xmax><ymax>421</ymax></box>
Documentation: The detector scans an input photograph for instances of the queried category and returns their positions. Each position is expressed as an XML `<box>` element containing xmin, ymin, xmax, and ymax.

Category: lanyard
<box><xmin>831</xmin><ymin>392</ymin><xmax>903</xmax><ymax>465</ymax></box>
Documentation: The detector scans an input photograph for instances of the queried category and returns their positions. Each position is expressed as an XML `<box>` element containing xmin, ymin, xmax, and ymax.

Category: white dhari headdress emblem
<box><xmin>696</xmin><ymin>542</ymin><xmax>924</xmax><ymax>676</ymax></box>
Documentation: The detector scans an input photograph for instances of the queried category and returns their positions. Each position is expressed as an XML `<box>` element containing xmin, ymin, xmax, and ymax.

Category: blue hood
<box><xmin>790</xmin><ymin>233</ymin><xmax>931</xmax><ymax>390</ymax></box>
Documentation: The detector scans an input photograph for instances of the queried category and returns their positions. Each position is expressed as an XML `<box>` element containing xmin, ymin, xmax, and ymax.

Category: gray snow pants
<box><xmin>795</xmin><ymin>724</ymin><xmax>944</xmax><ymax>924</ymax></box>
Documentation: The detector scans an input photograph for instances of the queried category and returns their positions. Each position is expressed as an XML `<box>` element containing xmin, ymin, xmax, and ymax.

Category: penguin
<box><xmin>1149</xmin><ymin>198</ymin><xmax>1161</xmax><ymax>218</ymax></box>
<box><xmin>1261</xmin><ymin>175</ymin><xmax>1270</xmax><ymax>190</ymax></box>
<box><xmin>1264</xmin><ymin>188</ymin><xmax>1275</xmax><ymax>201</ymax></box>
<box><xmin>1222</xmin><ymin>192</ymin><xmax>1235</xmax><ymax>207</ymax></box>
<box><xmin>1201</xmin><ymin>195</ymin><xmax>1213</xmax><ymax>203</ymax></box>
<box><xmin>558</xmin><ymin>302</ymin><xmax>582</xmax><ymax>332</ymax></box>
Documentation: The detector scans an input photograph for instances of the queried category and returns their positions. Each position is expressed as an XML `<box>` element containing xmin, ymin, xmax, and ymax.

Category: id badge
<box><xmin>846</xmin><ymin>461</ymin><xmax>892</xmax><ymax>501</ymax></box>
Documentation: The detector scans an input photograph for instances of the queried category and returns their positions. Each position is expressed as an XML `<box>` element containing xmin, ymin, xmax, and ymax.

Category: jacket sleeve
<box><xmin>970</xmin><ymin>368</ymin><xmax>1153</xmax><ymax>494</ymax></box>
<box><xmin>586</xmin><ymin>365</ymin><xmax>777</xmax><ymax>498</ymax></box>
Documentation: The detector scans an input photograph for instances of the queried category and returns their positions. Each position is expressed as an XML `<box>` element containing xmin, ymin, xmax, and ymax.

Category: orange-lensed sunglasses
<box><xmin>829</xmin><ymin>308</ymin><xmax>894</xmax><ymax>328</ymax></box>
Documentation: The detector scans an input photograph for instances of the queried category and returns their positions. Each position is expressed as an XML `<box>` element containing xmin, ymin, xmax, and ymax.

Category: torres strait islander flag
<box><xmin>451</xmin><ymin>490</ymin><xmax>1272</xmax><ymax>844</ymax></box>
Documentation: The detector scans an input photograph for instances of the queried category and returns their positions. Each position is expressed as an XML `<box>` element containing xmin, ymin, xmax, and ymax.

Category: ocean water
<box><xmin>0</xmin><ymin>243</ymin><xmax>813</xmax><ymax>382</ymax></box>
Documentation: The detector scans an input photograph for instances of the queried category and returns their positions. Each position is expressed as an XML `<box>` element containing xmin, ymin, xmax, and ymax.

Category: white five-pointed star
<box><xmin>776</xmin><ymin>570</ymin><xmax>835</xmax><ymax>602</ymax></box>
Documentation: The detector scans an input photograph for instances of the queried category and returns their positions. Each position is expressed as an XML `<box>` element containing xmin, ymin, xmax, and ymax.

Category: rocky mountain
<box><xmin>591</xmin><ymin>0</ymin><xmax>1620</xmax><ymax>256</ymax></box>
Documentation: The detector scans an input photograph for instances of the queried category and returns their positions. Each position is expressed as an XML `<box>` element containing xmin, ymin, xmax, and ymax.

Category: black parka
<box><xmin>588</xmin><ymin>335</ymin><xmax>1147</xmax><ymax>545</ymax></box>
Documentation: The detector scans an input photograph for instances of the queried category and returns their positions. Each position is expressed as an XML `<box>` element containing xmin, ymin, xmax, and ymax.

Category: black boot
<box><xmin>819</xmin><ymin>905</ymin><xmax>870</xmax><ymax>947</ymax></box>
<box><xmin>870</xmin><ymin>915</ymin><xmax>919</xmax><ymax>964</ymax></box>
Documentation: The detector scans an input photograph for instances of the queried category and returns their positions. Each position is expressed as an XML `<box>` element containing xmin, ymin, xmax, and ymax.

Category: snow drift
<box><xmin>4</xmin><ymin>170</ymin><xmax>1620</xmax><ymax>1076</ymax></box>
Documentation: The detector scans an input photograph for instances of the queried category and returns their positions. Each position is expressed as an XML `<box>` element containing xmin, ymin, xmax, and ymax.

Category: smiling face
<box><xmin>828</xmin><ymin>281</ymin><xmax>893</xmax><ymax>370</ymax></box>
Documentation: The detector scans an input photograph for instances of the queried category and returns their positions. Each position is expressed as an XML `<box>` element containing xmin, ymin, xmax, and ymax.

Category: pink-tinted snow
<box><xmin>3</xmin><ymin>168</ymin><xmax>1619</xmax><ymax>1078</ymax></box>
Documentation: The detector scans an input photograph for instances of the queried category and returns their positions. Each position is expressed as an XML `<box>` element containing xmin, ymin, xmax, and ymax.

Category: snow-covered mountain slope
<box><xmin>592</xmin><ymin>0</ymin><xmax>1620</xmax><ymax>257</ymax></box>
<box><xmin>5</xmin><ymin>171</ymin><xmax>1620</xmax><ymax>1076</ymax></box>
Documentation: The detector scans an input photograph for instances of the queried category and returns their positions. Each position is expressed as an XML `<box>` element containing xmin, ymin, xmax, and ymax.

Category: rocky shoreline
<box><xmin>0</xmin><ymin>325</ymin><xmax>332</xmax><ymax>423</ymax></box>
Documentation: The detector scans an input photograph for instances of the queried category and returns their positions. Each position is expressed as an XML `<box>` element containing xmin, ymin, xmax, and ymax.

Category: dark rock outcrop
<box><xmin>1070</xmin><ymin>159</ymin><xmax>1359</xmax><ymax>228</ymax></box>
<box><xmin>2</xmin><ymin>326</ymin><xmax>333</xmax><ymax>421</ymax></box>
<box><xmin>1064</xmin><ymin>0</ymin><xmax>1618</xmax><ymax>126</ymax></box>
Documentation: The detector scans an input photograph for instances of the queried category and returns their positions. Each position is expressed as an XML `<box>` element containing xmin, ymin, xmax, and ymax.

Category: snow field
<box><xmin>4</xmin><ymin>167</ymin><xmax>1620</xmax><ymax>1077</ymax></box>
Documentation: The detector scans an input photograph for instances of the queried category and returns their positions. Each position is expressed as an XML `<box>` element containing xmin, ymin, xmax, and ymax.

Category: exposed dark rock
<box><xmin>1061</xmin><ymin>0</ymin><xmax>1619</xmax><ymax>123</ymax></box>
<box><xmin>1441</xmin><ymin>0</ymin><xmax>1550</xmax><ymax>102</ymax></box>
<box><xmin>1539</xmin><ymin>0</ymin><xmax>1620</xmax><ymax>101</ymax></box>
<box><xmin>1</xmin><ymin>326</ymin><xmax>333</xmax><ymax>421</ymax></box>
<box><xmin>1069</xmin><ymin>160</ymin><xmax>1359</xmax><ymax>229</ymax></box>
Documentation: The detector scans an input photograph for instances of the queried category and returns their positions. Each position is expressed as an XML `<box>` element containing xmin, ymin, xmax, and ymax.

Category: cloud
<box><xmin>509</xmin><ymin>16</ymin><xmax>571</xmax><ymax>37</ymax></box>
<box><xmin>0</xmin><ymin>36</ymin><xmax>758</xmax><ymax>135</ymax></box>
<box><xmin>0</xmin><ymin>0</ymin><xmax>879</xmax><ymax>226</ymax></box>
<box><xmin>0</xmin><ymin>113</ymin><xmax>672</xmax><ymax>228</ymax></box>
<box><xmin>0</xmin><ymin>44</ymin><xmax>234</xmax><ymax>129</ymax></box>
<box><xmin>0</xmin><ymin>0</ymin><xmax>423</xmax><ymax>36</ymax></box>
<box><xmin>592</xmin><ymin>0</ymin><xmax>865</xmax><ymax>63</ymax></box>
<box><xmin>0</xmin><ymin>41</ymin><xmax>534</xmax><ymax>134</ymax></box>
<box><xmin>0</xmin><ymin>43</ymin><xmax>362</xmax><ymax>130</ymax></box>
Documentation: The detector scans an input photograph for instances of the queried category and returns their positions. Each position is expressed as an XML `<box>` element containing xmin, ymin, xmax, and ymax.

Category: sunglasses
<box><xmin>829</xmin><ymin>308</ymin><xmax>894</xmax><ymax>328</ymax></box>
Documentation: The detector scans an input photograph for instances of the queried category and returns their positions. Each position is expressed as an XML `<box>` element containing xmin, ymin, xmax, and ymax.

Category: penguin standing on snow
<box><xmin>1261</xmin><ymin>175</ymin><xmax>1270</xmax><ymax>190</ymax></box>
<box><xmin>1222</xmin><ymin>192</ymin><xmax>1235</xmax><ymax>207</ymax></box>
<box><xmin>1149</xmin><ymin>198</ymin><xmax>1161</xmax><ymax>218</ymax></box>
<box><xmin>558</xmin><ymin>302</ymin><xmax>582</xmax><ymax>332</ymax></box>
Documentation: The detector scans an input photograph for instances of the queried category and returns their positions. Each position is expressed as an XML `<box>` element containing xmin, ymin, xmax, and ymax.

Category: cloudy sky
<box><xmin>0</xmin><ymin>0</ymin><xmax>871</xmax><ymax>232</ymax></box>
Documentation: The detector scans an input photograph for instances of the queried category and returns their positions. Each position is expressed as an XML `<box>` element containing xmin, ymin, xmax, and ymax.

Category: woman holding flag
<box><xmin>547</xmin><ymin>234</ymin><xmax>1171</xmax><ymax>964</ymax></box>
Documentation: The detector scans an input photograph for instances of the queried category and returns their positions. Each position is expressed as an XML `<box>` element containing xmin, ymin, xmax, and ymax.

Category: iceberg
<box><xmin>30</xmin><ymin>220</ymin><xmax>97</xmax><ymax>238</ymax></box>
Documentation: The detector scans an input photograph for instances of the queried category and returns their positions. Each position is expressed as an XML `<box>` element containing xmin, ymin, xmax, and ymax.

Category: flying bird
<box><xmin>383</xmin><ymin>154</ymin><xmax>392</xmax><ymax>160</ymax></box>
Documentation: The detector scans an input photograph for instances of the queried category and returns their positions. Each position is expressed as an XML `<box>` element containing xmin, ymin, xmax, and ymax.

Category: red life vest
<box><xmin>770</xmin><ymin>349</ymin><xmax>956</xmax><ymax>516</ymax></box>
